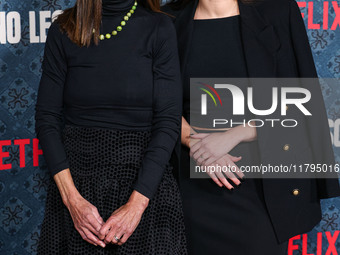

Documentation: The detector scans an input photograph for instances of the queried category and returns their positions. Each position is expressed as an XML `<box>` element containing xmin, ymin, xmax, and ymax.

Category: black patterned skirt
<box><xmin>37</xmin><ymin>125</ymin><xmax>187</xmax><ymax>255</ymax></box>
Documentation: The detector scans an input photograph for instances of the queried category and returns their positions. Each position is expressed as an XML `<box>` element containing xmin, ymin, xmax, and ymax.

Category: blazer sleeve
<box><xmin>132</xmin><ymin>15</ymin><xmax>182</xmax><ymax>199</ymax></box>
<box><xmin>35</xmin><ymin>22</ymin><xmax>70</xmax><ymax>177</ymax></box>
<box><xmin>289</xmin><ymin>0</ymin><xmax>340</xmax><ymax>198</ymax></box>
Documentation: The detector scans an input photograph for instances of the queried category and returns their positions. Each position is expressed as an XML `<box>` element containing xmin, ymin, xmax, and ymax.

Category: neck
<box><xmin>195</xmin><ymin>0</ymin><xmax>239</xmax><ymax>19</ymax></box>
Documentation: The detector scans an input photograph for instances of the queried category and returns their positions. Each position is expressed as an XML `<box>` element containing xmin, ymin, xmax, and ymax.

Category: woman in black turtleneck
<box><xmin>35</xmin><ymin>0</ymin><xmax>187</xmax><ymax>254</ymax></box>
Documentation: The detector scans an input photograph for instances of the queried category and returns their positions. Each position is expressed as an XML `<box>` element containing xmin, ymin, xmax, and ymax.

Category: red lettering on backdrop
<box><xmin>33</xmin><ymin>138</ymin><xmax>43</xmax><ymax>167</ymax></box>
<box><xmin>302</xmin><ymin>234</ymin><xmax>313</xmax><ymax>255</ymax></box>
<box><xmin>297</xmin><ymin>1</ymin><xmax>340</xmax><ymax>31</ymax></box>
<box><xmin>288</xmin><ymin>235</ymin><xmax>300</xmax><ymax>255</ymax></box>
<box><xmin>308</xmin><ymin>2</ymin><xmax>321</xmax><ymax>29</ymax></box>
<box><xmin>0</xmin><ymin>140</ymin><xmax>11</xmax><ymax>170</ymax></box>
<box><xmin>317</xmin><ymin>232</ymin><xmax>322</xmax><ymax>255</ymax></box>
<box><xmin>288</xmin><ymin>231</ymin><xmax>340</xmax><ymax>255</ymax></box>
<box><xmin>331</xmin><ymin>1</ymin><xmax>340</xmax><ymax>30</ymax></box>
<box><xmin>14</xmin><ymin>139</ymin><xmax>30</xmax><ymax>168</ymax></box>
<box><xmin>325</xmin><ymin>231</ymin><xmax>339</xmax><ymax>255</ymax></box>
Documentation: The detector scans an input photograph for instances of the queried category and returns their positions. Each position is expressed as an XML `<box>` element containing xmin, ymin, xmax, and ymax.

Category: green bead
<box><xmin>121</xmin><ymin>21</ymin><xmax>126</xmax><ymax>26</ymax></box>
<box><xmin>127</xmin><ymin>12</ymin><xmax>131</xmax><ymax>17</ymax></box>
<box><xmin>105</xmin><ymin>33</ymin><xmax>111</xmax><ymax>39</ymax></box>
<box><xmin>130</xmin><ymin>9</ymin><xmax>134</xmax><ymax>14</ymax></box>
<box><xmin>117</xmin><ymin>26</ymin><xmax>122</xmax><ymax>31</ymax></box>
<box><xmin>124</xmin><ymin>16</ymin><xmax>129</xmax><ymax>21</ymax></box>
<box><xmin>134</xmin><ymin>1</ymin><xmax>137</xmax><ymax>6</ymax></box>
<box><xmin>99</xmin><ymin>34</ymin><xmax>105</xmax><ymax>40</ymax></box>
<box><xmin>112</xmin><ymin>30</ymin><xmax>117</xmax><ymax>36</ymax></box>
<box><xmin>132</xmin><ymin>6</ymin><xmax>136</xmax><ymax>10</ymax></box>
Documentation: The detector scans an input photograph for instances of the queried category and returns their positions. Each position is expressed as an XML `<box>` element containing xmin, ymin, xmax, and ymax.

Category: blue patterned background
<box><xmin>0</xmin><ymin>0</ymin><xmax>339</xmax><ymax>254</ymax></box>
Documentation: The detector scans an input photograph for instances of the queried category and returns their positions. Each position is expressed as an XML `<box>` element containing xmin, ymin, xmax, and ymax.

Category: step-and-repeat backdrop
<box><xmin>0</xmin><ymin>0</ymin><xmax>339</xmax><ymax>254</ymax></box>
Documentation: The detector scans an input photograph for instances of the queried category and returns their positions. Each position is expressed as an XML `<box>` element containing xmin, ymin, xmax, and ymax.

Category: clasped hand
<box><xmin>66</xmin><ymin>190</ymin><xmax>149</xmax><ymax>248</ymax></box>
<box><xmin>189</xmin><ymin>125</ymin><xmax>257</xmax><ymax>189</ymax></box>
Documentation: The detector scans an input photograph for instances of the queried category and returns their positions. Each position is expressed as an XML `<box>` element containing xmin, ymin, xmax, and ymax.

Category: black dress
<box><xmin>181</xmin><ymin>16</ymin><xmax>288</xmax><ymax>255</ymax></box>
<box><xmin>35</xmin><ymin>1</ymin><xmax>187</xmax><ymax>254</ymax></box>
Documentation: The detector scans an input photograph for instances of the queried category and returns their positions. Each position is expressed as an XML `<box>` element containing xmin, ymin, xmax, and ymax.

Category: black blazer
<box><xmin>163</xmin><ymin>0</ymin><xmax>340</xmax><ymax>243</ymax></box>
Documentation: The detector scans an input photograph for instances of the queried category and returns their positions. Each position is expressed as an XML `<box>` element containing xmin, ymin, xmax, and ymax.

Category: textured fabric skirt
<box><xmin>37</xmin><ymin>124</ymin><xmax>187</xmax><ymax>255</ymax></box>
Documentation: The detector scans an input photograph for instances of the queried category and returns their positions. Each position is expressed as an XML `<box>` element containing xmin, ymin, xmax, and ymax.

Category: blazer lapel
<box><xmin>174</xmin><ymin>0</ymin><xmax>281</xmax><ymax>78</ymax></box>
<box><xmin>238</xmin><ymin>1</ymin><xmax>281</xmax><ymax>77</ymax></box>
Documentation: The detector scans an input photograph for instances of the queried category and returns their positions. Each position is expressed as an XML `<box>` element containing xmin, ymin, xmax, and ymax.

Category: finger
<box><xmin>192</xmin><ymin>148</ymin><xmax>206</xmax><ymax>162</ymax></box>
<box><xmin>223</xmin><ymin>162</ymin><xmax>241</xmax><ymax>186</ymax></box>
<box><xmin>106</xmin><ymin>226</ymin><xmax>120</xmax><ymax>244</ymax></box>
<box><xmin>118</xmin><ymin>229</ymin><xmax>133</xmax><ymax>245</ymax></box>
<box><xmin>203</xmin><ymin>156</ymin><xmax>218</xmax><ymax>166</ymax></box>
<box><xmin>99</xmin><ymin>208</ymin><xmax>123</xmax><ymax>240</ymax></box>
<box><xmin>84</xmin><ymin>221</ymin><xmax>101</xmax><ymax>236</ymax></box>
<box><xmin>196</xmin><ymin>153</ymin><xmax>209</xmax><ymax>165</ymax></box>
<box><xmin>190</xmin><ymin>133</ymin><xmax>209</xmax><ymax>139</ymax></box>
<box><xmin>98</xmin><ymin>221</ymin><xmax>112</xmax><ymax>240</ymax></box>
<box><xmin>112</xmin><ymin>227</ymin><xmax>126</xmax><ymax>245</ymax></box>
<box><xmin>190</xmin><ymin>141</ymin><xmax>202</xmax><ymax>157</ymax></box>
<box><xmin>229</xmin><ymin>155</ymin><xmax>242</xmax><ymax>162</ymax></box>
<box><xmin>78</xmin><ymin>228</ymin><xmax>100</xmax><ymax>247</ymax></box>
<box><xmin>104</xmin><ymin>219</ymin><xmax>121</xmax><ymax>244</ymax></box>
<box><xmin>85</xmin><ymin>213</ymin><xmax>103</xmax><ymax>234</ymax></box>
<box><xmin>92</xmin><ymin>207</ymin><xmax>104</xmax><ymax>226</ymax></box>
<box><xmin>215</xmin><ymin>171</ymin><xmax>234</xmax><ymax>190</ymax></box>
<box><xmin>228</xmin><ymin>162</ymin><xmax>245</xmax><ymax>180</ymax></box>
<box><xmin>83</xmin><ymin>228</ymin><xmax>106</xmax><ymax>248</ymax></box>
<box><xmin>78</xmin><ymin>228</ymin><xmax>95</xmax><ymax>245</ymax></box>
<box><xmin>206</xmin><ymin>171</ymin><xmax>223</xmax><ymax>187</ymax></box>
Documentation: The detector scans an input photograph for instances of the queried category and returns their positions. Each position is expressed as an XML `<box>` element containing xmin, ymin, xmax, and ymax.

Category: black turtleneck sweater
<box><xmin>34</xmin><ymin>1</ymin><xmax>182</xmax><ymax>199</ymax></box>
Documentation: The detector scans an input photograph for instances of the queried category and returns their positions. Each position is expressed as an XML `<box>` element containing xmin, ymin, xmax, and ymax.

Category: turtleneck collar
<box><xmin>102</xmin><ymin>0</ymin><xmax>135</xmax><ymax>16</ymax></box>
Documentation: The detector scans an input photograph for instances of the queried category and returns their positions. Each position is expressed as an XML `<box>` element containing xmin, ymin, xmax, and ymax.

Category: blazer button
<box><xmin>283</xmin><ymin>144</ymin><xmax>290</xmax><ymax>151</ymax></box>
<box><xmin>292</xmin><ymin>189</ymin><xmax>300</xmax><ymax>196</ymax></box>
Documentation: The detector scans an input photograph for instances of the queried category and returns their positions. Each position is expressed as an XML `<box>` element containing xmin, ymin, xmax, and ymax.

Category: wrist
<box><xmin>128</xmin><ymin>190</ymin><xmax>150</xmax><ymax>211</ymax></box>
<box><xmin>224</xmin><ymin>127</ymin><xmax>243</xmax><ymax>145</ymax></box>
<box><xmin>62</xmin><ymin>189</ymin><xmax>81</xmax><ymax>209</ymax></box>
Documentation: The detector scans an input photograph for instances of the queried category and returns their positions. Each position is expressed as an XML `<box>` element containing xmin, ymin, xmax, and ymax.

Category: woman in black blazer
<box><xmin>163</xmin><ymin>0</ymin><xmax>340</xmax><ymax>254</ymax></box>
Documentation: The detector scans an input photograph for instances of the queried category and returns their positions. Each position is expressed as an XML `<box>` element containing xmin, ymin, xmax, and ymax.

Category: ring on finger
<box><xmin>114</xmin><ymin>235</ymin><xmax>120</xmax><ymax>242</ymax></box>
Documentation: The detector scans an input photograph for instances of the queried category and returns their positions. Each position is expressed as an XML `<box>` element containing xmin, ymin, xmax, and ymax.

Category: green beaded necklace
<box><xmin>99</xmin><ymin>1</ymin><xmax>138</xmax><ymax>40</ymax></box>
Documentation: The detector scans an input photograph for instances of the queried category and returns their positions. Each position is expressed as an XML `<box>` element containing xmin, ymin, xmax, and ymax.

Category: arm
<box><xmin>35</xmin><ymin>23</ymin><xmax>105</xmax><ymax>247</ymax></box>
<box><xmin>35</xmin><ymin>22</ymin><xmax>69</xmax><ymax>177</ymax></box>
<box><xmin>190</xmin><ymin>121</ymin><xmax>257</xmax><ymax>166</ymax></box>
<box><xmin>132</xmin><ymin>15</ymin><xmax>182</xmax><ymax>199</ymax></box>
<box><xmin>98</xmin><ymin>15</ymin><xmax>182</xmax><ymax>245</ymax></box>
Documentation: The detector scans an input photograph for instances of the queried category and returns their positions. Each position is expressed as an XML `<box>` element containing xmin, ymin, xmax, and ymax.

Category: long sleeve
<box><xmin>133</xmin><ymin>15</ymin><xmax>182</xmax><ymax>199</ymax></box>
<box><xmin>35</xmin><ymin>22</ymin><xmax>70</xmax><ymax>177</ymax></box>
<box><xmin>289</xmin><ymin>0</ymin><xmax>340</xmax><ymax>198</ymax></box>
